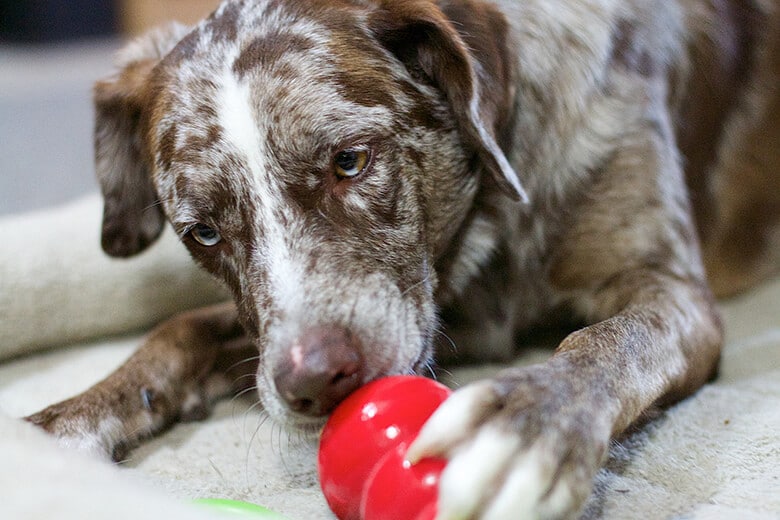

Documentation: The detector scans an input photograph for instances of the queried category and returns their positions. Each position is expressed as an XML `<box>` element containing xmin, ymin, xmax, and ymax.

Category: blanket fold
<box><xmin>0</xmin><ymin>195</ymin><xmax>227</xmax><ymax>360</ymax></box>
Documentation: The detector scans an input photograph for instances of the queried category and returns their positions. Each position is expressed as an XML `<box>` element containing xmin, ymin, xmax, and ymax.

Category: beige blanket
<box><xmin>0</xmin><ymin>195</ymin><xmax>778</xmax><ymax>519</ymax></box>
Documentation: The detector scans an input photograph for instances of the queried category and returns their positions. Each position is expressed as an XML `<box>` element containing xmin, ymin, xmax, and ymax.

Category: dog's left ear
<box><xmin>370</xmin><ymin>0</ymin><xmax>528</xmax><ymax>202</ymax></box>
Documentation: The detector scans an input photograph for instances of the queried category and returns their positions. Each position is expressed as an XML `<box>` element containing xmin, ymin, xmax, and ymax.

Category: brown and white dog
<box><xmin>28</xmin><ymin>0</ymin><xmax>780</xmax><ymax>518</ymax></box>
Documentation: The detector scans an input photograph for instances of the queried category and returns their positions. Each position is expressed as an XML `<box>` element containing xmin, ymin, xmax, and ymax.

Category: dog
<box><xmin>27</xmin><ymin>0</ymin><xmax>780</xmax><ymax>518</ymax></box>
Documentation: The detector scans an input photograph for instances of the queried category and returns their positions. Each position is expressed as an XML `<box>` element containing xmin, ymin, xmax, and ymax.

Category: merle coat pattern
<box><xmin>29</xmin><ymin>0</ymin><xmax>780</xmax><ymax>518</ymax></box>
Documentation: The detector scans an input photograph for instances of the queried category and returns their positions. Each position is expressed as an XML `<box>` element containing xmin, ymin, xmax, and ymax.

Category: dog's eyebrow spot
<box><xmin>327</xmin><ymin>62</ymin><xmax>400</xmax><ymax>111</ymax></box>
<box><xmin>156</xmin><ymin>119</ymin><xmax>225</xmax><ymax>174</ymax></box>
<box><xmin>185</xmin><ymin>124</ymin><xmax>223</xmax><ymax>154</ymax></box>
<box><xmin>232</xmin><ymin>32</ymin><xmax>317</xmax><ymax>78</ymax></box>
<box><xmin>158</xmin><ymin>123</ymin><xmax>179</xmax><ymax>172</ymax></box>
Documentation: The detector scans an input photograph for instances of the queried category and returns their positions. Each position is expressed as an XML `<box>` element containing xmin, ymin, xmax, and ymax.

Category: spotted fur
<box><xmin>29</xmin><ymin>0</ymin><xmax>780</xmax><ymax>518</ymax></box>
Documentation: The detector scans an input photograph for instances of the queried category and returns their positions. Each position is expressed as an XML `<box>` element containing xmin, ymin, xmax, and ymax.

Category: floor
<box><xmin>0</xmin><ymin>39</ymin><xmax>120</xmax><ymax>215</ymax></box>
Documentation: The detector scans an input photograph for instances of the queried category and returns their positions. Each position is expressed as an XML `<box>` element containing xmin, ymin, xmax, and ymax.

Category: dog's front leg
<box><xmin>412</xmin><ymin>272</ymin><xmax>722</xmax><ymax>519</ymax></box>
<box><xmin>26</xmin><ymin>302</ymin><xmax>256</xmax><ymax>461</ymax></box>
<box><xmin>411</xmin><ymin>121</ymin><xmax>724</xmax><ymax>518</ymax></box>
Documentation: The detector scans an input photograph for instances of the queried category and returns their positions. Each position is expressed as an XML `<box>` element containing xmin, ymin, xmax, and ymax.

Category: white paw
<box><xmin>26</xmin><ymin>399</ymin><xmax>132</xmax><ymax>462</ymax></box>
<box><xmin>406</xmin><ymin>372</ymin><xmax>609</xmax><ymax>520</ymax></box>
<box><xmin>54</xmin><ymin>417</ymin><xmax>123</xmax><ymax>461</ymax></box>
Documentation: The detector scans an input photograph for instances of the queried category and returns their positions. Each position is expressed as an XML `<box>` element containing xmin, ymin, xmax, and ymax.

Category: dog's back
<box><xmin>492</xmin><ymin>0</ymin><xmax>780</xmax><ymax>298</ymax></box>
<box><xmin>677</xmin><ymin>0</ymin><xmax>780</xmax><ymax>295</ymax></box>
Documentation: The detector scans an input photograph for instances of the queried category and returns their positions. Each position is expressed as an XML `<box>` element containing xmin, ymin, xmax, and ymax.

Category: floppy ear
<box><xmin>370</xmin><ymin>0</ymin><xmax>528</xmax><ymax>202</ymax></box>
<box><xmin>94</xmin><ymin>23</ymin><xmax>190</xmax><ymax>257</ymax></box>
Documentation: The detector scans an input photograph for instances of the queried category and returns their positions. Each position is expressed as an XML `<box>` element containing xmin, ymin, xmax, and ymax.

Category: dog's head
<box><xmin>94</xmin><ymin>0</ymin><xmax>524</xmax><ymax>428</ymax></box>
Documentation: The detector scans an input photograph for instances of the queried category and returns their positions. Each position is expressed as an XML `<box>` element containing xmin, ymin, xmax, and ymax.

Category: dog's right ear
<box><xmin>94</xmin><ymin>24</ymin><xmax>189</xmax><ymax>257</ymax></box>
<box><xmin>369</xmin><ymin>0</ymin><xmax>528</xmax><ymax>203</ymax></box>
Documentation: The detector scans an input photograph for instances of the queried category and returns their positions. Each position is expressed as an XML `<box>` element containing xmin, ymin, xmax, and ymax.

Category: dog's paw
<box><xmin>26</xmin><ymin>397</ymin><xmax>127</xmax><ymax>461</ymax></box>
<box><xmin>407</xmin><ymin>367</ymin><xmax>611</xmax><ymax>520</ymax></box>
<box><xmin>26</xmin><ymin>378</ymin><xmax>222</xmax><ymax>462</ymax></box>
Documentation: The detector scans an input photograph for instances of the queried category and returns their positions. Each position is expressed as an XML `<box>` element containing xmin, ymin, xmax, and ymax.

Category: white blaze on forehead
<box><xmin>217</xmin><ymin>67</ymin><xmax>306</xmax><ymax>318</ymax></box>
<box><xmin>218</xmin><ymin>70</ymin><xmax>265</xmax><ymax>173</ymax></box>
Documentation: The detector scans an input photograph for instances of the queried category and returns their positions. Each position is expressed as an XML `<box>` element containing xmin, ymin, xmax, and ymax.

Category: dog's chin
<box><xmin>256</xmin><ymin>388</ymin><xmax>328</xmax><ymax>437</ymax></box>
<box><xmin>279</xmin><ymin>413</ymin><xmax>329</xmax><ymax>438</ymax></box>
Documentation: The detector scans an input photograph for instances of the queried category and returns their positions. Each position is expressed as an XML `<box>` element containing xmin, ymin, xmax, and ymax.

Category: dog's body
<box><xmin>28</xmin><ymin>0</ymin><xmax>780</xmax><ymax>518</ymax></box>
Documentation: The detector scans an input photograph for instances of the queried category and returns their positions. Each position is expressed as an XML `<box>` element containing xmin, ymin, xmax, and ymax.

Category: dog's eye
<box><xmin>334</xmin><ymin>148</ymin><xmax>370</xmax><ymax>179</ymax></box>
<box><xmin>190</xmin><ymin>223</ymin><xmax>221</xmax><ymax>247</ymax></box>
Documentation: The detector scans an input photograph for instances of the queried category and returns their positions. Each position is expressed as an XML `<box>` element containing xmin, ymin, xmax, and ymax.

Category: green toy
<box><xmin>193</xmin><ymin>498</ymin><xmax>289</xmax><ymax>519</ymax></box>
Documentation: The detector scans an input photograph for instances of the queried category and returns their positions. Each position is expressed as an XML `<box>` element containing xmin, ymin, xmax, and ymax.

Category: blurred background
<box><xmin>0</xmin><ymin>0</ymin><xmax>220</xmax><ymax>215</ymax></box>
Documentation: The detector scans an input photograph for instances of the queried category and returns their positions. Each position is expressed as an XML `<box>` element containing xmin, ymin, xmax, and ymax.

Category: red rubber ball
<box><xmin>318</xmin><ymin>376</ymin><xmax>451</xmax><ymax>520</ymax></box>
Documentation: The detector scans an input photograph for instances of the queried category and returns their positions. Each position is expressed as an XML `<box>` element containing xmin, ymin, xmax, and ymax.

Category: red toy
<box><xmin>318</xmin><ymin>376</ymin><xmax>452</xmax><ymax>520</ymax></box>
<box><xmin>360</xmin><ymin>446</ymin><xmax>446</xmax><ymax>520</ymax></box>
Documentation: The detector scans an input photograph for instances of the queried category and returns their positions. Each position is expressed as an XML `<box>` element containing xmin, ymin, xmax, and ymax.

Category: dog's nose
<box><xmin>273</xmin><ymin>327</ymin><xmax>364</xmax><ymax>416</ymax></box>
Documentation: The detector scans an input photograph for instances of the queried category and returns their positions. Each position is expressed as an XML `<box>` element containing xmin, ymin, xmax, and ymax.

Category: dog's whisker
<box><xmin>400</xmin><ymin>275</ymin><xmax>431</xmax><ymax>298</ymax></box>
<box><xmin>241</xmin><ymin>394</ymin><xmax>264</xmax><ymax>416</ymax></box>
<box><xmin>423</xmin><ymin>360</ymin><xmax>438</xmax><ymax>380</ymax></box>
<box><xmin>111</xmin><ymin>421</ymin><xmax>158</xmax><ymax>465</ymax></box>
<box><xmin>141</xmin><ymin>196</ymin><xmax>174</xmax><ymax>214</ymax></box>
<box><xmin>230</xmin><ymin>384</ymin><xmax>259</xmax><ymax>426</ymax></box>
<box><xmin>240</xmin><ymin>397</ymin><xmax>266</xmax><ymax>439</ymax></box>
<box><xmin>231</xmin><ymin>384</ymin><xmax>258</xmax><ymax>402</ymax></box>
<box><xmin>435</xmin><ymin>365</ymin><xmax>455</xmax><ymax>381</ymax></box>
<box><xmin>231</xmin><ymin>373</ymin><xmax>259</xmax><ymax>388</ymax></box>
<box><xmin>225</xmin><ymin>355</ymin><xmax>262</xmax><ymax>374</ymax></box>
<box><xmin>271</xmin><ymin>422</ymin><xmax>291</xmax><ymax>473</ymax></box>
<box><xmin>435</xmin><ymin>326</ymin><xmax>458</xmax><ymax>355</ymax></box>
<box><xmin>207</xmin><ymin>457</ymin><xmax>232</xmax><ymax>492</ymax></box>
<box><xmin>277</xmin><ymin>428</ymin><xmax>295</xmax><ymax>477</ymax></box>
<box><xmin>275</xmin><ymin>422</ymin><xmax>321</xmax><ymax>480</ymax></box>
<box><xmin>244</xmin><ymin>411</ymin><xmax>270</xmax><ymax>483</ymax></box>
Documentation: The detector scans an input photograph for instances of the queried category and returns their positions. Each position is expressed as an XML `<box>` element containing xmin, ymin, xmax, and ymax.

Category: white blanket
<box><xmin>0</xmin><ymin>195</ymin><xmax>778</xmax><ymax>520</ymax></box>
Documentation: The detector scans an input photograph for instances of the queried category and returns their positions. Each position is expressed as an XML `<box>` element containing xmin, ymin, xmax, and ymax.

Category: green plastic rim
<box><xmin>193</xmin><ymin>498</ymin><xmax>289</xmax><ymax>519</ymax></box>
